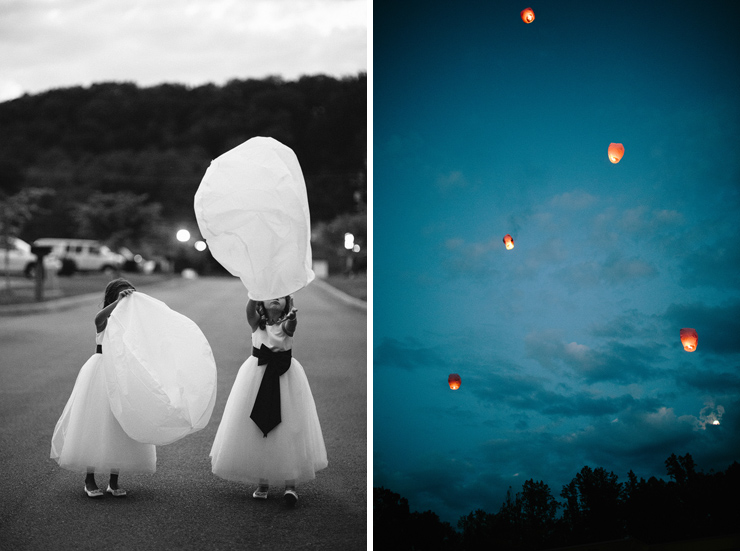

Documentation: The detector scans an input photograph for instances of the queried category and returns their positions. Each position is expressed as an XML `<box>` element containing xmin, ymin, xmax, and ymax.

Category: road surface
<box><xmin>0</xmin><ymin>276</ymin><xmax>367</xmax><ymax>550</ymax></box>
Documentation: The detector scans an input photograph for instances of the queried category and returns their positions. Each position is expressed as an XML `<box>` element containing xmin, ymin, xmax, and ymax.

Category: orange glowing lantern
<box><xmin>448</xmin><ymin>374</ymin><xmax>461</xmax><ymax>390</ymax></box>
<box><xmin>503</xmin><ymin>234</ymin><xmax>514</xmax><ymax>250</ymax></box>
<box><xmin>521</xmin><ymin>8</ymin><xmax>535</xmax><ymax>23</ymax></box>
<box><xmin>608</xmin><ymin>143</ymin><xmax>625</xmax><ymax>164</ymax></box>
<box><xmin>680</xmin><ymin>328</ymin><xmax>698</xmax><ymax>352</ymax></box>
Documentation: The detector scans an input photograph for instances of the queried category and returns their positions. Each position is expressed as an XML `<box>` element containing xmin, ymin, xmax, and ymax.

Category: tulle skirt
<box><xmin>210</xmin><ymin>355</ymin><xmax>327</xmax><ymax>485</ymax></box>
<box><xmin>50</xmin><ymin>353</ymin><xmax>157</xmax><ymax>474</ymax></box>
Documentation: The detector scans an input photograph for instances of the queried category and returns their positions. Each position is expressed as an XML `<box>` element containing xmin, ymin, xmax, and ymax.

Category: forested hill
<box><xmin>0</xmin><ymin>73</ymin><xmax>366</xmax><ymax>244</ymax></box>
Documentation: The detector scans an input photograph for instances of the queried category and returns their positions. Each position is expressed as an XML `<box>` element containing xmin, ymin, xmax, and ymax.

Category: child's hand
<box><xmin>118</xmin><ymin>288</ymin><xmax>135</xmax><ymax>301</ymax></box>
<box><xmin>286</xmin><ymin>307</ymin><xmax>298</xmax><ymax>321</ymax></box>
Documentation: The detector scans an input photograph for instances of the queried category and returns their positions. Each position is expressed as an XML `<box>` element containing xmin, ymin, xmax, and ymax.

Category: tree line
<box><xmin>374</xmin><ymin>454</ymin><xmax>740</xmax><ymax>550</ymax></box>
<box><xmin>0</xmin><ymin>74</ymin><xmax>366</xmax><ymax>265</ymax></box>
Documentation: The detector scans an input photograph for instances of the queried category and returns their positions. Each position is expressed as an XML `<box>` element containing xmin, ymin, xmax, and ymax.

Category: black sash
<box><xmin>96</xmin><ymin>344</ymin><xmax>102</xmax><ymax>354</ymax></box>
<box><xmin>249</xmin><ymin>345</ymin><xmax>292</xmax><ymax>437</ymax></box>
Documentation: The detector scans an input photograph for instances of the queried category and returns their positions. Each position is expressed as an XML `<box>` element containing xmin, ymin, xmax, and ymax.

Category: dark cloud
<box><xmin>556</xmin><ymin>252</ymin><xmax>658</xmax><ymax>289</ymax></box>
<box><xmin>663</xmin><ymin>300</ymin><xmax>740</xmax><ymax>354</ymax></box>
<box><xmin>524</xmin><ymin>330</ymin><xmax>662</xmax><ymax>383</ymax></box>
<box><xmin>374</xmin><ymin>337</ymin><xmax>446</xmax><ymax>370</ymax></box>
<box><xmin>676</xmin><ymin>366</ymin><xmax>740</xmax><ymax>394</ymax></box>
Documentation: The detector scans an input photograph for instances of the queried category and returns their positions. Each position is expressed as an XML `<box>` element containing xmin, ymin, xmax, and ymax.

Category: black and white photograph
<box><xmin>0</xmin><ymin>1</ymin><xmax>367</xmax><ymax>549</ymax></box>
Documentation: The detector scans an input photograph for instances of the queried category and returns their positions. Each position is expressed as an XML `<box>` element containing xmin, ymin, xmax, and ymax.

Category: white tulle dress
<box><xmin>50</xmin><ymin>330</ymin><xmax>157</xmax><ymax>474</ymax></box>
<box><xmin>210</xmin><ymin>323</ymin><xmax>327</xmax><ymax>485</ymax></box>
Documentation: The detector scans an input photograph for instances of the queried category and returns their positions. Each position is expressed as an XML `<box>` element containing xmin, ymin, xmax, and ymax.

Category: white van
<box><xmin>33</xmin><ymin>238</ymin><xmax>124</xmax><ymax>274</ymax></box>
<box><xmin>0</xmin><ymin>237</ymin><xmax>62</xmax><ymax>277</ymax></box>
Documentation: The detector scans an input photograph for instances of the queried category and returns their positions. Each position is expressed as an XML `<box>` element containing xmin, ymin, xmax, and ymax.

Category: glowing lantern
<box><xmin>680</xmin><ymin>328</ymin><xmax>698</xmax><ymax>352</ymax></box>
<box><xmin>503</xmin><ymin>234</ymin><xmax>514</xmax><ymax>250</ymax></box>
<box><xmin>448</xmin><ymin>374</ymin><xmax>461</xmax><ymax>390</ymax></box>
<box><xmin>608</xmin><ymin>143</ymin><xmax>625</xmax><ymax>164</ymax></box>
<box><xmin>521</xmin><ymin>8</ymin><xmax>535</xmax><ymax>23</ymax></box>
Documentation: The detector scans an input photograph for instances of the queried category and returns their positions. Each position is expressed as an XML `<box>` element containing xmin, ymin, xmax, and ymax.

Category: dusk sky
<box><xmin>372</xmin><ymin>0</ymin><xmax>740</xmax><ymax>525</ymax></box>
<box><xmin>0</xmin><ymin>0</ymin><xmax>367</xmax><ymax>102</ymax></box>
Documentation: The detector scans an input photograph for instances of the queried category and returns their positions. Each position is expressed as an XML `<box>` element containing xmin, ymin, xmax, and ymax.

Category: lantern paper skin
<box><xmin>194</xmin><ymin>136</ymin><xmax>315</xmax><ymax>300</ymax></box>
<box><xmin>608</xmin><ymin>143</ymin><xmax>625</xmax><ymax>164</ymax></box>
<box><xmin>103</xmin><ymin>292</ymin><xmax>217</xmax><ymax>445</ymax></box>
<box><xmin>521</xmin><ymin>8</ymin><xmax>535</xmax><ymax>23</ymax></box>
<box><xmin>448</xmin><ymin>374</ymin><xmax>462</xmax><ymax>390</ymax></box>
<box><xmin>503</xmin><ymin>234</ymin><xmax>515</xmax><ymax>250</ymax></box>
<box><xmin>680</xmin><ymin>328</ymin><xmax>698</xmax><ymax>352</ymax></box>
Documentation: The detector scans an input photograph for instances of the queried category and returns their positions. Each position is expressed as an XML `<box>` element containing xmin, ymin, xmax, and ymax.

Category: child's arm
<box><xmin>246</xmin><ymin>299</ymin><xmax>260</xmax><ymax>332</ymax></box>
<box><xmin>282</xmin><ymin>308</ymin><xmax>298</xmax><ymax>336</ymax></box>
<box><xmin>95</xmin><ymin>289</ymin><xmax>135</xmax><ymax>333</ymax></box>
<box><xmin>282</xmin><ymin>296</ymin><xmax>298</xmax><ymax>336</ymax></box>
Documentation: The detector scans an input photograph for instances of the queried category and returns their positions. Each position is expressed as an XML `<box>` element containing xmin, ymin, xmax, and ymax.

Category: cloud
<box><xmin>440</xmin><ymin>237</ymin><xmax>501</xmax><ymax>279</ymax></box>
<box><xmin>0</xmin><ymin>0</ymin><xmax>367</xmax><ymax>99</ymax></box>
<box><xmin>678</xmin><ymin>243</ymin><xmax>740</xmax><ymax>290</ymax></box>
<box><xmin>436</xmin><ymin>170</ymin><xmax>468</xmax><ymax>191</ymax></box>
<box><xmin>524</xmin><ymin>330</ymin><xmax>662</xmax><ymax>383</ymax></box>
<box><xmin>549</xmin><ymin>191</ymin><xmax>598</xmax><ymax>210</ymax></box>
<box><xmin>373</xmin><ymin>337</ymin><xmax>446</xmax><ymax>370</ymax></box>
<box><xmin>663</xmin><ymin>300</ymin><xmax>740</xmax><ymax>354</ymax></box>
<box><xmin>556</xmin><ymin>252</ymin><xmax>658</xmax><ymax>289</ymax></box>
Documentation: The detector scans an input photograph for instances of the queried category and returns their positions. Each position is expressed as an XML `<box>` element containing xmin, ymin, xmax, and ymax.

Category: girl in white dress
<box><xmin>210</xmin><ymin>295</ymin><xmax>327</xmax><ymax>506</ymax></box>
<box><xmin>51</xmin><ymin>278</ymin><xmax>156</xmax><ymax>498</ymax></box>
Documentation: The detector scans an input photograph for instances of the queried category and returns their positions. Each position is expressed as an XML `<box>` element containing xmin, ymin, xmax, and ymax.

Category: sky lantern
<box><xmin>520</xmin><ymin>8</ymin><xmax>535</xmax><ymax>23</ymax></box>
<box><xmin>680</xmin><ymin>328</ymin><xmax>698</xmax><ymax>352</ymax></box>
<box><xmin>448</xmin><ymin>374</ymin><xmax>461</xmax><ymax>390</ymax></box>
<box><xmin>503</xmin><ymin>234</ymin><xmax>514</xmax><ymax>250</ymax></box>
<box><xmin>608</xmin><ymin>143</ymin><xmax>625</xmax><ymax>164</ymax></box>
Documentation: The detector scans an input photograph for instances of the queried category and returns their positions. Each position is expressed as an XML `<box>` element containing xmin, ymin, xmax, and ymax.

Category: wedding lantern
<box><xmin>680</xmin><ymin>328</ymin><xmax>698</xmax><ymax>352</ymax></box>
<box><xmin>608</xmin><ymin>143</ymin><xmax>625</xmax><ymax>164</ymax></box>
<box><xmin>448</xmin><ymin>374</ymin><xmax>461</xmax><ymax>390</ymax></box>
<box><xmin>103</xmin><ymin>293</ymin><xmax>218</xmax><ymax>445</ymax></box>
<box><xmin>521</xmin><ymin>8</ymin><xmax>535</xmax><ymax>23</ymax></box>
<box><xmin>194</xmin><ymin>136</ymin><xmax>315</xmax><ymax>300</ymax></box>
<box><xmin>503</xmin><ymin>234</ymin><xmax>515</xmax><ymax>250</ymax></box>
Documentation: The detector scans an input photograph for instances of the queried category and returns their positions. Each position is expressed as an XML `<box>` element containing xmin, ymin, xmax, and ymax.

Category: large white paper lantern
<box><xmin>194</xmin><ymin>136</ymin><xmax>315</xmax><ymax>300</ymax></box>
<box><xmin>102</xmin><ymin>293</ymin><xmax>217</xmax><ymax>445</ymax></box>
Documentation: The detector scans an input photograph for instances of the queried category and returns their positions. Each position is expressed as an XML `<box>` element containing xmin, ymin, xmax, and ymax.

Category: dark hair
<box><xmin>256</xmin><ymin>296</ymin><xmax>291</xmax><ymax>330</ymax></box>
<box><xmin>104</xmin><ymin>278</ymin><xmax>136</xmax><ymax>307</ymax></box>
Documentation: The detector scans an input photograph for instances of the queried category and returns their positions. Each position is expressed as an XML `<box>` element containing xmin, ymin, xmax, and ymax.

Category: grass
<box><xmin>0</xmin><ymin>271</ymin><xmax>174</xmax><ymax>306</ymax></box>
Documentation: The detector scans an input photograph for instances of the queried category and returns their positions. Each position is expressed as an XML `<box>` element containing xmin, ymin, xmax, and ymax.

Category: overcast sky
<box><xmin>0</xmin><ymin>0</ymin><xmax>367</xmax><ymax>102</ymax></box>
<box><xmin>373</xmin><ymin>0</ymin><xmax>740</xmax><ymax>526</ymax></box>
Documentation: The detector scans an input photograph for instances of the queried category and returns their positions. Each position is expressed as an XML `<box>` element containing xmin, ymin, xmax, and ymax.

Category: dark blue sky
<box><xmin>372</xmin><ymin>0</ymin><xmax>740</xmax><ymax>524</ymax></box>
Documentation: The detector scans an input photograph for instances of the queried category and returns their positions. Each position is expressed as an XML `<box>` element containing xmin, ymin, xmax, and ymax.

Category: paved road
<box><xmin>0</xmin><ymin>277</ymin><xmax>367</xmax><ymax>550</ymax></box>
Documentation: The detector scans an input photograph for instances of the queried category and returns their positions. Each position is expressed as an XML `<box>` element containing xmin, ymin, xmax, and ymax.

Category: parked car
<box><xmin>0</xmin><ymin>237</ymin><xmax>62</xmax><ymax>278</ymax></box>
<box><xmin>32</xmin><ymin>238</ymin><xmax>124</xmax><ymax>275</ymax></box>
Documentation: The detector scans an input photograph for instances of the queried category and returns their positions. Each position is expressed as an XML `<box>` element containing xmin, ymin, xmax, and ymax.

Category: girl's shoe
<box><xmin>84</xmin><ymin>485</ymin><xmax>103</xmax><ymax>498</ymax></box>
<box><xmin>283</xmin><ymin>488</ymin><xmax>298</xmax><ymax>507</ymax></box>
<box><xmin>252</xmin><ymin>486</ymin><xmax>269</xmax><ymax>499</ymax></box>
<box><xmin>106</xmin><ymin>485</ymin><xmax>127</xmax><ymax>497</ymax></box>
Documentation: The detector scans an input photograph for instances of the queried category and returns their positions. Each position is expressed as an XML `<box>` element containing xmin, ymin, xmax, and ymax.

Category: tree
<box><xmin>560</xmin><ymin>466</ymin><xmax>625</xmax><ymax>544</ymax></box>
<box><xmin>72</xmin><ymin>191</ymin><xmax>165</xmax><ymax>251</ymax></box>
<box><xmin>374</xmin><ymin>487</ymin><xmax>413</xmax><ymax>550</ymax></box>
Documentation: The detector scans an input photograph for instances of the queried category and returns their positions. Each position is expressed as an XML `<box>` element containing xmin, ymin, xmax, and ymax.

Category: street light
<box><xmin>194</xmin><ymin>240</ymin><xmax>207</xmax><ymax>252</ymax></box>
<box><xmin>344</xmin><ymin>232</ymin><xmax>354</xmax><ymax>250</ymax></box>
<box><xmin>176</xmin><ymin>229</ymin><xmax>191</xmax><ymax>242</ymax></box>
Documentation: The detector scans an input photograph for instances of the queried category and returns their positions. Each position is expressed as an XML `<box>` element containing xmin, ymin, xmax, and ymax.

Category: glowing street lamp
<box><xmin>344</xmin><ymin>232</ymin><xmax>354</xmax><ymax>250</ymax></box>
<box><xmin>194</xmin><ymin>240</ymin><xmax>207</xmax><ymax>252</ymax></box>
<box><xmin>176</xmin><ymin>229</ymin><xmax>191</xmax><ymax>242</ymax></box>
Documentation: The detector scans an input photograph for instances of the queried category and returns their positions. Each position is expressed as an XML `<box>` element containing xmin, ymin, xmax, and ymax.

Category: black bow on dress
<box><xmin>249</xmin><ymin>345</ymin><xmax>292</xmax><ymax>437</ymax></box>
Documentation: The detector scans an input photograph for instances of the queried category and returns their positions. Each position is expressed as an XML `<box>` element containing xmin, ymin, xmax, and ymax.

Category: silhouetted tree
<box><xmin>560</xmin><ymin>466</ymin><xmax>625</xmax><ymax>544</ymax></box>
<box><xmin>374</xmin><ymin>486</ymin><xmax>414</xmax><ymax>550</ymax></box>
